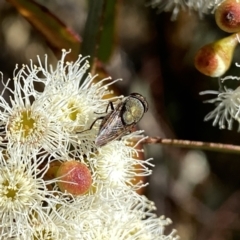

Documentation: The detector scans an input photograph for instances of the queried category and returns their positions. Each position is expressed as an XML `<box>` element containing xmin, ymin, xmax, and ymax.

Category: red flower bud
<box><xmin>194</xmin><ymin>34</ymin><xmax>238</xmax><ymax>77</ymax></box>
<box><xmin>57</xmin><ymin>160</ymin><xmax>92</xmax><ymax>196</ymax></box>
<box><xmin>215</xmin><ymin>0</ymin><xmax>240</xmax><ymax>33</ymax></box>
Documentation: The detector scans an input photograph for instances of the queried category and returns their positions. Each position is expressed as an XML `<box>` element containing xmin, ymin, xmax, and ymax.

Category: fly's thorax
<box><xmin>122</xmin><ymin>96</ymin><xmax>145</xmax><ymax>125</ymax></box>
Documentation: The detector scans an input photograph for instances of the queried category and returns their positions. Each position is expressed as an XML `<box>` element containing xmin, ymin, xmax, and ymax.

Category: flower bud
<box><xmin>56</xmin><ymin>160</ymin><xmax>92</xmax><ymax>196</ymax></box>
<box><xmin>215</xmin><ymin>0</ymin><xmax>240</xmax><ymax>33</ymax></box>
<box><xmin>194</xmin><ymin>34</ymin><xmax>238</xmax><ymax>77</ymax></box>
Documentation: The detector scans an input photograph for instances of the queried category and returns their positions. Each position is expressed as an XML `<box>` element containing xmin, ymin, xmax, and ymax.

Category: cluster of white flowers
<box><xmin>200</xmin><ymin>63</ymin><xmax>240</xmax><ymax>131</ymax></box>
<box><xmin>0</xmin><ymin>49</ymin><xmax>179</xmax><ymax>239</ymax></box>
<box><xmin>148</xmin><ymin>0</ymin><xmax>224</xmax><ymax>19</ymax></box>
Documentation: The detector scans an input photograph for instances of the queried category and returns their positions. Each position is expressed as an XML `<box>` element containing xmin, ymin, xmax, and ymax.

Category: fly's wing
<box><xmin>95</xmin><ymin>108</ymin><xmax>131</xmax><ymax>147</ymax></box>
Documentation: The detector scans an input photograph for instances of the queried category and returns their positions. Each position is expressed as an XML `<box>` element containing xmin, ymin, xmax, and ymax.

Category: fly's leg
<box><xmin>76</xmin><ymin>116</ymin><xmax>105</xmax><ymax>134</ymax></box>
<box><xmin>77</xmin><ymin>102</ymin><xmax>114</xmax><ymax>134</ymax></box>
<box><xmin>94</xmin><ymin>101</ymin><xmax>114</xmax><ymax>114</ymax></box>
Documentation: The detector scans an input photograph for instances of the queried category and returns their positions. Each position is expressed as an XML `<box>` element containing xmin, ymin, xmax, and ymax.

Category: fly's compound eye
<box><xmin>129</xmin><ymin>93</ymin><xmax>148</xmax><ymax>112</ymax></box>
<box><xmin>122</xmin><ymin>96</ymin><xmax>145</xmax><ymax>125</ymax></box>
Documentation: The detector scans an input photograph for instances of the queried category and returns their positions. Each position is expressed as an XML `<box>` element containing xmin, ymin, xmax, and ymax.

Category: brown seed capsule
<box><xmin>215</xmin><ymin>0</ymin><xmax>240</xmax><ymax>33</ymax></box>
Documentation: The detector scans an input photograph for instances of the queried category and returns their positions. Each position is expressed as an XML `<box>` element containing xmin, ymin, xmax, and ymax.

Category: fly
<box><xmin>93</xmin><ymin>93</ymin><xmax>148</xmax><ymax>147</ymax></box>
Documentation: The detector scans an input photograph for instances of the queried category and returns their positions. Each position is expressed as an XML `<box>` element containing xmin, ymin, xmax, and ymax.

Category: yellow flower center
<box><xmin>8</xmin><ymin>109</ymin><xmax>46</xmax><ymax>144</ymax></box>
<box><xmin>67</xmin><ymin>102</ymin><xmax>81</xmax><ymax>121</ymax></box>
<box><xmin>3</xmin><ymin>180</ymin><xmax>18</xmax><ymax>200</ymax></box>
<box><xmin>18</xmin><ymin>110</ymin><xmax>35</xmax><ymax>138</ymax></box>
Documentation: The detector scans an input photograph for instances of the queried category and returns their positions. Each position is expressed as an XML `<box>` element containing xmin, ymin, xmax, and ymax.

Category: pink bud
<box><xmin>194</xmin><ymin>34</ymin><xmax>238</xmax><ymax>77</ymax></box>
<box><xmin>56</xmin><ymin>160</ymin><xmax>92</xmax><ymax>196</ymax></box>
<box><xmin>215</xmin><ymin>0</ymin><xmax>240</xmax><ymax>33</ymax></box>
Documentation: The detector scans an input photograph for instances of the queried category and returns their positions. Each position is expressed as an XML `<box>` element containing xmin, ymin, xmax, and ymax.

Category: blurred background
<box><xmin>1</xmin><ymin>0</ymin><xmax>240</xmax><ymax>239</ymax></box>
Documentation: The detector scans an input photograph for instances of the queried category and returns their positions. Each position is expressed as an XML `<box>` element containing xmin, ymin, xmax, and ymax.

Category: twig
<box><xmin>139</xmin><ymin>137</ymin><xmax>240</xmax><ymax>154</ymax></box>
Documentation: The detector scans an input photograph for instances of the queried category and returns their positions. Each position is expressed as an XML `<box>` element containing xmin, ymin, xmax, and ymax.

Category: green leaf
<box><xmin>81</xmin><ymin>0</ymin><xmax>117</xmax><ymax>65</ymax></box>
<box><xmin>97</xmin><ymin>0</ymin><xmax>117</xmax><ymax>63</ymax></box>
